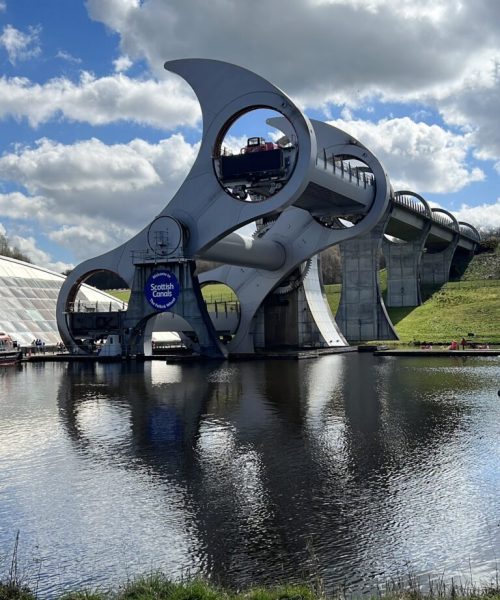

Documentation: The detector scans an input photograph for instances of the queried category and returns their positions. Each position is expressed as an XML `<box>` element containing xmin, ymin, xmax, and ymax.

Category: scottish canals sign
<box><xmin>144</xmin><ymin>270</ymin><xmax>180</xmax><ymax>311</ymax></box>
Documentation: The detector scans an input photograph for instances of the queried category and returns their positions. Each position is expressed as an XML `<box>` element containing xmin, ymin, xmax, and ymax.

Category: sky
<box><xmin>0</xmin><ymin>0</ymin><xmax>499</xmax><ymax>272</ymax></box>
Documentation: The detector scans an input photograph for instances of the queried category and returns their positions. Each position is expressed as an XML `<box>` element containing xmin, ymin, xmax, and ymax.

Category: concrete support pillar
<box><xmin>336</xmin><ymin>211</ymin><xmax>398</xmax><ymax>342</ymax></box>
<box><xmin>383</xmin><ymin>225</ymin><xmax>429</xmax><ymax>307</ymax></box>
<box><xmin>123</xmin><ymin>260</ymin><xmax>226</xmax><ymax>358</ymax></box>
<box><xmin>450</xmin><ymin>246</ymin><xmax>475</xmax><ymax>280</ymax></box>
<box><xmin>421</xmin><ymin>237</ymin><xmax>459</xmax><ymax>287</ymax></box>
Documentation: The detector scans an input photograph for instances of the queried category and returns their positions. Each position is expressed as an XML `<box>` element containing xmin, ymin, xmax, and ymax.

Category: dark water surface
<box><xmin>0</xmin><ymin>355</ymin><xmax>499</xmax><ymax>597</ymax></box>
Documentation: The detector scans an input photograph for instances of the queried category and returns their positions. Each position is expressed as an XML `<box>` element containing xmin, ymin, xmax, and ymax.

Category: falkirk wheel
<box><xmin>56</xmin><ymin>58</ymin><xmax>391</xmax><ymax>358</ymax></box>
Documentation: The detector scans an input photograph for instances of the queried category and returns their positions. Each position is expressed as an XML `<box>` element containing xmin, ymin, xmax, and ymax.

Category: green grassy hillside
<box><xmin>324</xmin><ymin>247</ymin><xmax>500</xmax><ymax>344</ymax></box>
<box><xmin>387</xmin><ymin>245</ymin><xmax>500</xmax><ymax>344</ymax></box>
<box><xmin>457</xmin><ymin>244</ymin><xmax>500</xmax><ymax>280</ymax></box>
<box><xmin>386</xmin><ymin>280</ymin><xmax>500</xmax><ymax>344</ymax></box>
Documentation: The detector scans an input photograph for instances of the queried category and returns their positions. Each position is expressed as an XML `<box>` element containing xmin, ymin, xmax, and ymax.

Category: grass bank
<box><xmin>323</xmin><ymin>274</ymin><xmax>500</xmax><ymax>345</ymax></box>
<box><xmin>1</xmin><ymin>574</ymin><xmax>499</xmax><ymax>600</ymax></box>
<box><xmin>388</xmin><ymin>280</ymin><xmax>500</xmax><ymax>344</ymax></box>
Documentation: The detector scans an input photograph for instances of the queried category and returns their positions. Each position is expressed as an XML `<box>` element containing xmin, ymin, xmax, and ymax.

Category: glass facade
<box><xmin>0</xmin><ymin>256</ymin><xmax>124</xmax><ymax>346</ymax></box>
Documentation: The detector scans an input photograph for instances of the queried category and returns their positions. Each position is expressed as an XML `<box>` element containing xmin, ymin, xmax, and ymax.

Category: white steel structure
<box><xmin>56</xmin><ymin>59</ymin><xmax>391</xmax><ymax>357</ymax></box>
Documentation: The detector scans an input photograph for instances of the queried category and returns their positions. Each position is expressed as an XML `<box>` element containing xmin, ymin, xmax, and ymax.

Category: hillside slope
<box><xmin>454</xmin><ymin>246</ymin><xmax>500</xmax><ymax>280</ymax></box>
<box><xmin>389</xmin><ymin>246</ymin><xmax>500</xmax><ymax>344</ymax></box>
<box><xmin>388</xmin><ymin>280</ymin><xmax>500</xmax><ymax>344</ymax></box>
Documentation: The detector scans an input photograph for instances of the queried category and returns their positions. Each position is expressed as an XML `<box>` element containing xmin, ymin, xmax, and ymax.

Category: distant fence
<box><xmin>204</xmin><ymin>300</ymin><xmax>240</xmax><ymax>316</ymax></box>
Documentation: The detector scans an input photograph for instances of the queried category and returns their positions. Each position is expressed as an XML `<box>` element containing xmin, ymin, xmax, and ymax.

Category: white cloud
<box><xmin>437</xmin><ymin>55</ymin><xmax>500</xmax><ymax>163</ymax></box>
<box><xmin>56</xmin><ymin>50</ymin><xmax>82</xmax><ymax>64</ymax></box>
<box><xmin>0</xmin><ymin>191</ymin><xmax>138</xmax><ymax>262</ymax></box>
<box><xmin>86</xmin><ymin>0</ymin><xmax>140</xmax><ymax>31</ymax></box>
<box><xmin>8</xmin><ymin>234</ymin><xmax>73</xmax><ymax>273</ymax></box>
<box><xmin>0</xmin><ymin>138</ymin><xmax>161</xmax><ymax>193</ymax></box>
<box><xmin>0</xmin><ymin>134</ymin><xmax>199</xmax><ymax>261</ymax></box>
<box><xmin>113</xmin><ymin>54</ymin><xmax>132</xmax><ymax>72</ymax></box>
<box><xmin>311</xmin><ymin>0</ymin><xmax>448</xmax><ymax>22</ymax></box>
<box><xmin>0</xmin><ymin>191</ymin><xmax>51</xmax><ymax>222</ymax></box>
<box><xmin>85</xmin><ymin>0</ymin><xmax>498</xmax><ymax>101</ymax></box>
<box><xmin>453</xmin><ymin>199</ymin><xmax>500</xmax><ymax>233</ymax></box>
<box><xmin>0</xmin><ymin>24</ymin><xmax>41</xmax><ymax>64</ymax></box>
<box><xmin>327</xmin><ymin>116</ymin><xmax>484</xmax><ymax>194</ymax></box>
<box><xmin>0</xmin><ymin>2</ymin><xmax>6</xmax><ymax>12</ymax></box>
<box><xmin>0</xmin><ymin>71</ymin><xmax>200</xmax><ymax>129</ymax></box>
<box><xmin>47</xmin><ymin>222</ymin><xmax>136</xmax><ymax>262</ymax></box>
<box><xmin>85</xmin><ymin>0</ymin><xmax>500</xmax><ymax>167</ymax></box>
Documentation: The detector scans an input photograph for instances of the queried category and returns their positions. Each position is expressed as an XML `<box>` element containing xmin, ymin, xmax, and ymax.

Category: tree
<box><xmin>320</xmin><ymin>246</ymin><xmax>342</xmax><ymax>284</ymax></box>
<box><xmin>0</xmin><ymin>233</ymin><xmax>32</xmax><ymax>263</ymax></box>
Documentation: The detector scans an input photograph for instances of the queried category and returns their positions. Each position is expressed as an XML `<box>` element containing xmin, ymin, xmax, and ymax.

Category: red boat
<box><xmin>0</xmin><ymin>332</ymin><xmax>22</xmax><ymax>365</ymax></box>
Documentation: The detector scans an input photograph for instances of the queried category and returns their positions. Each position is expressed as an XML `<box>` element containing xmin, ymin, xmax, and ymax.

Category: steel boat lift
<box><xmin>56</xmin><ymin>59</ymin><xmax>390</xmax><ymax>358</ymax></box>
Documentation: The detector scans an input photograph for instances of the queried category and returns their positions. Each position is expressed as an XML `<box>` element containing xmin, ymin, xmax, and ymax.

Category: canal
<box><xmin>0</xmin><ymin>354</ymin><xmax>499</xmax><ymax>598</ymax></box>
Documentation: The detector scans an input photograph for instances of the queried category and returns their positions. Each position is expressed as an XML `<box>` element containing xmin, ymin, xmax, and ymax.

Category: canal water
<box><xmin>0</xmin><ymin>354</ymin><xmax>499</xmax><ymax>598</ymax></box>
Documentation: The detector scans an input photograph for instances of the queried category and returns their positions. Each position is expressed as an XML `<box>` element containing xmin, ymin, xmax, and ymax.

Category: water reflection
<box><xmin>0</xmin><ymin>356</ymin><xmax>498</xmax><ymax>598</ymax></box>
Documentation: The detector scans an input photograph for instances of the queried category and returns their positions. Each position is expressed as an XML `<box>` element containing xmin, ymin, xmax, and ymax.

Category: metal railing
<box><xmin>431</xmin><ymin>212</ymin><xmax>455</xmax><ymax>229</ymax></box>
<box><xmin>205</xmin><ymin>300</ymin><xmax>240</xmax><ymax>317</ymax></box>
<box><xmin>392</xmin><ymin>194</ymin><xmax>428</xmax><ymax>216</ymax></box>
<box><xmin>316</xmin><ymin>150</ymin><xmax>375</xmax><ymax>189</ymax></box>
<box><xmin>67</xmin><ymin>300</ymin><xmax>125</xmax><ymax>313</ymax></box>
<box><xmin>459</xmin><ymin>224</ymin><xmax>481</xmax><ymax>242</ymax></box>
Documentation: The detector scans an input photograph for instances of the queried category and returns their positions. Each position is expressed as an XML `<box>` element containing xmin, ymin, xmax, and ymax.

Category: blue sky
<box><xmin>1</xmin><ymin>0</ymin><xmax>499</xmax><ymax>271</ymax></box>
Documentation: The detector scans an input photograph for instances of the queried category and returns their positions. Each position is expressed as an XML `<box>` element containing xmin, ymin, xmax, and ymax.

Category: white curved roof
<box><xmin>0</xmin><ymin>255</ymin><xmax>124</xmax><ymax>346</ymax></box>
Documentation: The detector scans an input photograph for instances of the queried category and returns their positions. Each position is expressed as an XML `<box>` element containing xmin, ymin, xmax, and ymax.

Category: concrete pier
<box><xmin>384</xmin><ymin>230</ymin><xmax>429</xmax><ymax>307</ymax></box>
<box><xmin>336</xmin><ymin>210</ymin><xmax>398</xmax><ymax>341</ymax></box>
<box><xmin>421</xmin><ymin>209</ymin><xmax>460</xmax><ymax>287</ymax></box>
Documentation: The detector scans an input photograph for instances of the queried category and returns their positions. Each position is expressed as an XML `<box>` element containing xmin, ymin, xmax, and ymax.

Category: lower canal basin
<box><xmin>0</xmin><ymin>353</ymin><xmax>498</xmax><ymax>598</ymax></box>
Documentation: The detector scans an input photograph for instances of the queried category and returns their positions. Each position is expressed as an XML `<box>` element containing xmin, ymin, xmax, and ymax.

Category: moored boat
<box><xmin>0</xmin><ymin>332</ymin><xmax>22</xmax><ymax>365</ymax></box>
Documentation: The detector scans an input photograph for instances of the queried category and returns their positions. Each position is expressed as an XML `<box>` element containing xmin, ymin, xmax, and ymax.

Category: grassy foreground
<box><xmin>1</xmin><ymin>574</ymin><xmax>499</xmax><ymax>600</ymax></box>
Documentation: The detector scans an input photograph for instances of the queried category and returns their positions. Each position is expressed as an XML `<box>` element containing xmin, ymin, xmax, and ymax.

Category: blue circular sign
<box><xmin>144</xmin><ymin>270</ymin><xmax>180</xmax><ymax>311</ymax></box>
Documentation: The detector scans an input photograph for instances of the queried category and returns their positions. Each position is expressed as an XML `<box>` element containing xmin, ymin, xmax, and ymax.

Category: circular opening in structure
<box><xmin>201</xmin><ymin>282</ymin><xmax>240</xmax><ymax>344</ymax></box>
<box><xmin>313</xmin><ymin>153</ymin><xmax>375</xmax><ymax>229</ymax></box>
<box><xmin>64</xmin><ymin>270</ymin><xmax>129</xmax><ymax>354</ymax></box>
<box><xmin>83</xmin><ymin>271</ymin><xmax>129</xmax><ymax>299</ymax></box>
<box><xmin>213</xmin><ymin>107</ymin><xmax>298</xmax><ymax>202</ymax></box>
